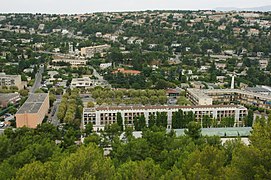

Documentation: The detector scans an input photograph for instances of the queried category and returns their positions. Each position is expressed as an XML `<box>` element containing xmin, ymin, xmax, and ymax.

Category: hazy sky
<box><xmin>0</xmin><ymin>0</ymin><xmax>270</xmax><ymax>14</ymax></box>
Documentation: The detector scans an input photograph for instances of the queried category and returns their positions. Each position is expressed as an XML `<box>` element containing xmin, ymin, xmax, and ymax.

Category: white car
<box><xmin>0</xmin><ymin>122</ymin><xmax>5</xmax><ymax>128</ymax></box>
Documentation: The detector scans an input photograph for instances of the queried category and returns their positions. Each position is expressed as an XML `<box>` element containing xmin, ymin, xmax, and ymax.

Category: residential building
<box><xmin>245</xmin><ymin>86</ymin><xmax>271</xmax><ymax>95</ymax></box>
<box><xmin>83</xmin><ymin>105</ymin><xmax>247</xmax><ymax>131</ymax></box>
<box><xmin>166</xmin><ymin>89</ymin><xmax>180</xmax><ymax>97</ymax></box>
<box><xmin>187</xmin><ymin>88</ymin><xmax>271</xmax><ymax>110</ymax></box>
<box><xmin>112</xmin><ymin>68</ymin><xmax>141</xmax><ymax>75</ymax></box>
<box><xmin>15</xmin><ymin>93</ymin><xmax>49</xmax><ymax>128</ymax></box>
<box><xmin>0</xmin><ymin>93</ymin><xmax>21</xmax><ymax>108</ymax></box>
<box><xmin>52</xmin><ymin>58</ymin><xmax>87</xmax><ymax>66</ymax></box>
<box><xmin>0</xmin><ymin>73</ymin><xmax>23</xmax><ymax>89</ymax></box>
<box><xmin>71</xmin><ymin>77</ymin><xmax>94</xmax><ymax>89</ymax></box>
<box><xmin>100</xmin><ymin>63</ymin><xmax>112</xmax><ymax>70</ymax></box>
<box><xmin>81</xmin><ymin>44</ymin><xmax>111</xmax><ymax>58</ymax></box>
<box><xmin>186</xmin><ymin>89</ymin><xmax>213</xmax><ymax>105</ymax></box>
<box><xmin>259</xmin><ymin>59</ymin><xmax>268</xmax><ymax>69</ymax></box>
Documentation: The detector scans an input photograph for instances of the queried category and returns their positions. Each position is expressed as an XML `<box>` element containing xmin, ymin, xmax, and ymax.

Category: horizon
<box><xmin>0</xmin><ymin>0</ymin><xmax>270</xmax><ymax>14</ymax></box>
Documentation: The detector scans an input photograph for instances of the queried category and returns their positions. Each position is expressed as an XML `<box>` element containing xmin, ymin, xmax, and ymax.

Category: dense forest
<box><xmin>0</xmin><ymin>116</ymin><xmax>270</xmax><ymax>179</ymax></box>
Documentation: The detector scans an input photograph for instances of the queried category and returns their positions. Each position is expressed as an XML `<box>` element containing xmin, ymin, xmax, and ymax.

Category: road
<box><xmin>29</xmin><ymin>65</ymin><xmax>44</xmax><ymax>93</ymax></box>
<box><xmin>48</xmin><ymin>95</ymin><xmax>62</xmax><ymax>126</ymax></box>
<box><xmin>80</xmin><ymin>94</ymin><xmax>96</xmax><ymax>107</ymax></box>
<box><xmin>91</xmin><ymin>65</ymin><xmax>104</xmax><ymax>81</ymax></box>
<box><xmin>89</xmin><ymin>65</ymin><xmax>111</xmax><ymax>88</ymax></box>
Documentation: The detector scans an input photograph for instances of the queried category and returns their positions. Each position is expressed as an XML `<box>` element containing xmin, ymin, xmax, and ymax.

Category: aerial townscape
<box><xmin>0</xmin><ymin>5</ymin><xmax>271</xmax><ymax>179</ymax></box>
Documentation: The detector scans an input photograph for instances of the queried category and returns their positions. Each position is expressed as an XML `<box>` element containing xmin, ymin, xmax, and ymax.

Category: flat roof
<box><xmin>16</xmin><ymin>93</ymin><xmax>48</xmax><ymax>114</ymax></box>
<box><xmin>174</xmin><ymin>127</ymin><xmax>252</xmax><ymax>137</ymax></box>
<box><xmin>0</xmin><ymin>93</ymin><xmax>20</xmax><ymax>102</ymax></box>
<box><xmin>0</xmin><ymin>74</ymin><xmax>20</xmax><ymax>78</ymax></box>
<box><xmin>187</xmin><ymin>88</ymin><xmax>212</xmax><ymax>99</ymax></box>
<box><xmin>204</xmin><ymin>89</ymin><xmax>271</xmax><ymax>101</ymax></box>
<box><xmin>86</xmin><ymin>104</ymin><xmax>246</xmax><ymax>112</ymax></box>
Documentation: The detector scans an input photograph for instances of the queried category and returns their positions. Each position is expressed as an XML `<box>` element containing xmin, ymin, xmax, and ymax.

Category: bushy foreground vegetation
<box><xmin>0</xmin><ymin>116</ymin><xmax>270</xmax><ymax>179</ymax></box>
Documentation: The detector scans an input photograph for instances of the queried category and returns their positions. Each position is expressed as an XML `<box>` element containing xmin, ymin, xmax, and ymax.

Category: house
<box><xmin>248</xmin><ymin>29</ymin><xmax>259</xmax><ymax>36</ymax></box>
<box><xmin>0</xmin><ymin>93</ymin><xmax>21</xmax><ymax>108</ymax></box>
<box><xmin>259</xmin><ymin>60</ymin><xmax>268</xmax><ymax>69</ymax></box>
<box><xmin>100</xmin><ymin>63</ymin><xmax>112</xmax><ymax>70</ymax></box>
<box><xmin>70</xmin><ymin>77</ymin><xmax>94</xmax><ymax>89</ymax></box>
<box><xmin>112</xmin><ymin>68</ymin><xmax>141</xmax><ymax>75</ymax></box>
<box><xmin>216</xmin><ymin>76</ymin><xmax>226</xmax><ymax>83</ymax></box>
<box><xmin>135</xmin><ymin>39</ymin><xmax>144</xmax><ymax>45</ymax></box>
<box><xmin>96</xmin><ymin>32</ymin><xmax>102</xmax><ymax>37</ymax></box>
<box><xmin>127</xmin><ymin>37</ymin><xmax>137</xmax><ymax>44</ymax></box>
<box><xmin>81</xmin><ymin>44</ymin><xmax>111</xmax><ymax>58</ymax></box>
<box><xmin>0</xmin><ymin>73</ymin><xmax>23</xmax><ymax>89</ymax></box>
<box><xmin>215</xmin><ymin>63</ymin><xmax>227</xmax><ymax>69</ymax></box>
<box><xmin>166</xmin><ymin>89</ymin><xmax>180</xmax><ymax>97</ymax></box>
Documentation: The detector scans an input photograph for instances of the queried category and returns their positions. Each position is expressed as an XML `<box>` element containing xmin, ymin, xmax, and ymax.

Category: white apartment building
<box><xmin>83</xmin><ymin>105</ymin><xmax>247</xmax><ymax>131</ymax></box>
<box><xmin>81</xmin><ymin>44</ymin><xmax>111</xmax><ymax>58</ymax></box>
<box><xmin>70</xmin><ymin>77</ymin><xmax>94</xmax><ymax>89</ymax></box>
<box><xmin>0</xmin><ymin>74</ymin><xmax>22</xmax><ymax>89</ymax></box>
<box><xmin>52</xmin><ymin>58</ymin><xmax>87</xmax><ymax>67</ymax></box>
<box><xmin>187</xmin><ymin>88</ymin><xmax>271</xmax><ymax>110</ymax></box>
<box><xmin>186</xmin><ymin>89</ymin><xmax>213</xmax><ymax>105</ymax></box>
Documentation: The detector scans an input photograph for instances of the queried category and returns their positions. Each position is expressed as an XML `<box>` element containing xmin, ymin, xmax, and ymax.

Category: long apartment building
<box><xmin>15</xmin><ymin>93</ymin><xmax>49</xmax><ymax>128</ymax></box>
<box><xmin>81</xmin><ymin>44</ymin><xmax>111</xmax><ymax>58</ymax></box>
<box><xmin>83</xmin><ymin>105</ymin><xmax>247</xmax><ymax>131</ymax></box>
<box><xmin>187</xmin><ymin>88</ymin><xmax>271</xmax><ymax>110</ymax></box>
<box><xmin>0</xmin><ymin>73</ymin><xmax>22</xmax><ymax>89</ymax></box>
<box><xmin>52</xmin><ymin>58</ymin><xmax>87</xmax><ymax>66</ymax></box>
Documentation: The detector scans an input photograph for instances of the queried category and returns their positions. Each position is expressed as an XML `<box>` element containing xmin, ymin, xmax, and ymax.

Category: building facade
<box><xmin>15</xmin><ymin>93</ymin><xmax>49</xmax><ymax>128</ymax></box>
<box><xmin>81</xmin><ymin>44</ymin><xmax>111</xmax><ymax>58</ymax></box>
<box><xmin>83</xmin><ymin>105</ymin><xmax>247</xmax><ymax>131</ymax></box>
<box><xmin>0</xmin><ymin>93</ymin><xmax>21</xmax><ymax>108</ymax></box>
<box><xmin>0</xmin><ymin>74</ymin><xmax>22</xmax><ymax>89</ymax></box>
<box><xmin>52</xmin><ymin>58</ymin><xmax>87</xmax><ymax>66</ymax></box>
<box><xmin>71</xmin><ymin>77</ymin><xmax>93</xmax><ymax>89</ymax></box>
<box><xmin>187</xmin><ymin>88</ymin><xmax>271</xmax><ymax>110</ymax></box>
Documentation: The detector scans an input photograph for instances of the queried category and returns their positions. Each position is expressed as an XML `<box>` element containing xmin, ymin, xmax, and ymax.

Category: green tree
<box><xmin>148</xmin><ymin>114</ymin><xmax>156</xmax><ymax>128</ymax></box>
<box><xmin>56</xmin><ymin>144</ymin><xmax>114</xmax><ymax>179</ymax></box>
<box><xmin>84</xmin><ymin>123</ymin><xmax>93</xmax><ymax>136</ymax></box>
<box><xmin>183</xmin><ymin>146</ymin><xmax>226</xmax><ymax>179</ymax></box>
<box><xmin>87</xmin><ymin>101</ymin><xmax>95</xmax><ymax>108</ymax></box>
<box><xmin>117</xmin><ymin>112</ymin><xmax>123</xmax><ymax>131</ymax></box>
<box><xmin>184</xmin><ymin>121</ymin><xmax>201</xmax><ymax>140</ymax></box>
<box><xmin>202</xmin><ymin>115</ymin><xmax>212</xmax><ymax>128</ymax></box>
<box><xmin>115</xmin><ymin>158</ymin><xmax>162</xmax><ymax>180</ymax></box>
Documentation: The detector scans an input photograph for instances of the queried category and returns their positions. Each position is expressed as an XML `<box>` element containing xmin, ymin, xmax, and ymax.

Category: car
<box><xmin>0</xmin><ymin>122</ymin><xmax>5</xmax><ymax>128</ymax></box>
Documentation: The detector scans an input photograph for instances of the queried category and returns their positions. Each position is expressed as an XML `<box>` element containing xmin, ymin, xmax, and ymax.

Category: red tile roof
<box><xmin>112</xmin><ymin>68</ymin><xmax>141</xmax><ymax>75</ymax></box>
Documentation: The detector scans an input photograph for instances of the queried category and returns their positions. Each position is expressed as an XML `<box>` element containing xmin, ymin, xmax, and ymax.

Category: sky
<box><xmin>0</xmin><ymin>0</ymin><xmax>270</xmax><ymax>14</ymax></box>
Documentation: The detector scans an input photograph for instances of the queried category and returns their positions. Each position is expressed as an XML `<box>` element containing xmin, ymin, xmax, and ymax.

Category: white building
<box><xmin>187</xmin><ymin>88</ymin><xmax>271</xmax><ymax>110</ymax></box>
<box><xmin>0</xmin><ymin>73</ymin><xmax>22</xmax><ymax>89</ymax></box>
<box><xmin>81</xmin><ymin>44</ymin><xmax>111</xmax><ymax>58</ymax></box>
<box><xmin>83</xmin><ymin>105</ymin><xmax>247</xmax><ymax>131</ymax></box>
<box><xmin>259</xmin><ymin>59</ymin><xmax>268</xmax><ymax>70</ymax></box>
<box><xmin>70</xmin><ymin>77</ymin><xmax>108</xmax><ymax>89</ymax></box>
<box><xmin>70</xmin><ymin>77</ymin><xmax>94</xmax><ymax>89</ymax></box>
<box><xmin>100</xmin><ymin>63</ymin><xmax>112</xmax><ymax>70</ymax></box>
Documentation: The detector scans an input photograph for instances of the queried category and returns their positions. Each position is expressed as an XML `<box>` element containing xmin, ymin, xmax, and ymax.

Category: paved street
<box><xmin>48</xmin><ymin>95</ymin><xmax>62</xmax><ymax>126</ymax></box>
<box><xmin>29</xmin><ymin>65</ymin><xmax>44</xmax><ymax>93</ymax></box>
<box><xmin>89</xmin><ymin>65</ymin><xmax>111</xmax><ymax>88</ymax></box>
